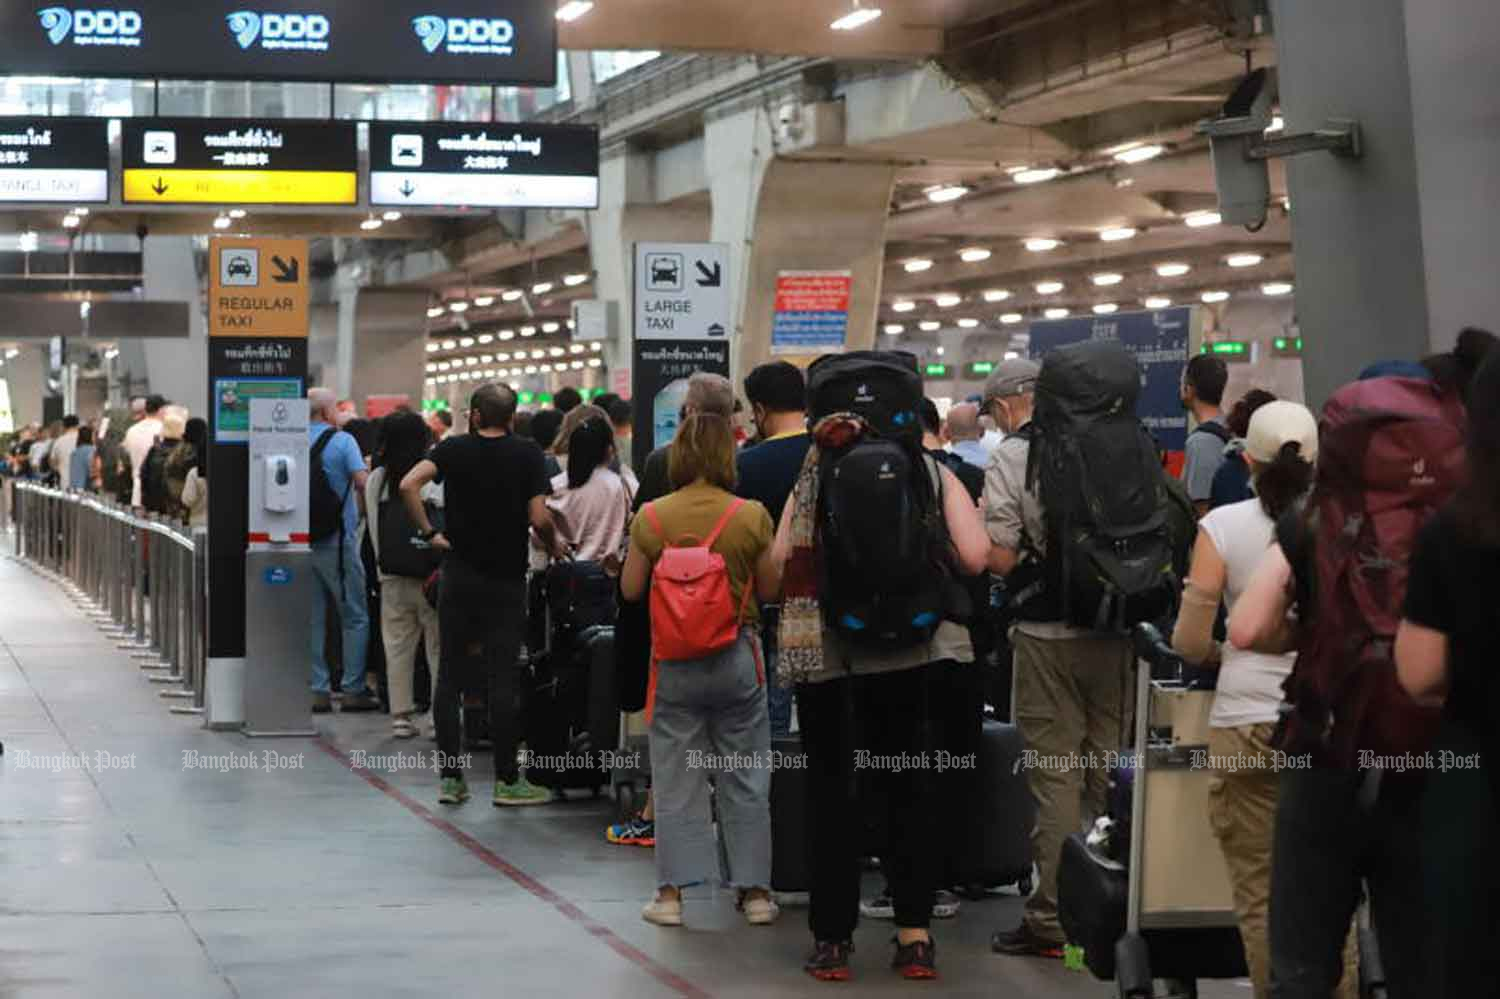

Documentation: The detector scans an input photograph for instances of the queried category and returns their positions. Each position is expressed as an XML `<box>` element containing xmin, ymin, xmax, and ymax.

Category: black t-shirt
<box><xmin>736</xmin><ymin>432</ymin><xmax>812</xmax><ymax>525</ymax></box>
<box><xmin>634</xmin><ymin>445</ymin><xmax>672</xmax><ymax>512</ymax></box>
<box><xmin>430</xmin><ymin>432</ymin><xmax>549</xmax><ymax>579</ymax></box>
<box><xmin>1404</xmin><ymin>507</ymin><xmax>1500</xmax><ymax>753</ymax></box>
<box><xmin>929</xmin><ymin>448</ymin><xmax>983</xmax><ymax>503</ymax></box>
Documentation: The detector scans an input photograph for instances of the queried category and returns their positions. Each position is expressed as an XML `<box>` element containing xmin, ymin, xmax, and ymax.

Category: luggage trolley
<box><xmin>1111</xmin><ymin>624</ymin><xmax>1248</xmax><ymax>999</ymax></box>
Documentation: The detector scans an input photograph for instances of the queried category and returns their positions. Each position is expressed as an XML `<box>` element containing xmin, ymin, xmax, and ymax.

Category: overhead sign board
<box><xmin>0</xmin><ymin>117</ymin><xmax>109</xmax><ymax>204</ymax></box>
<box><xmin>209</xmin><ymin>237</ymin><xmax>310</xmax><ymax>338</ymax></box>
<box><xmin>122</xmin><ymin>118</ymin><xmax>357</xmax><ymax>205</ymax></box>
<box><xmin>633</xmin><ymin>242</ymin><xmax>731</xmax><ymax>342</ymax></box>
<box><xmin>0</xmin><ymin>1</ymin><xmax>556</xmax><ymax>86</ymax></box>
<box><xmin>771</xmin><ymin>270</ymin><xmax>851</xmax><ymax>355</ymax></box>
<box><xmin>369</xmin><ymin>122</ymin><xmax>598</xmax><ymax>209</ymax></box>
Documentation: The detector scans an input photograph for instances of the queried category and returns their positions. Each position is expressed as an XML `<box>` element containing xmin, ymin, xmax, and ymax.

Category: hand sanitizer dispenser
<box><xmin>264</xmin><ymin>455</ymin><xmax>296</xmax><ymax>513</ymax></box>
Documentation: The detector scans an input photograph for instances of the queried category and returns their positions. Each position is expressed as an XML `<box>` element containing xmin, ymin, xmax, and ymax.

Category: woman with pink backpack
<box><xmin>620</xmin><ymin>409</ymin><xmax>783</xmax><ymax>929</ymax></box>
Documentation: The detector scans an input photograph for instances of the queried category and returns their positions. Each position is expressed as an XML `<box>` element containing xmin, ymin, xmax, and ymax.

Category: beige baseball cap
<box><xmin>1245</xmin><ymin>400</ymin><xmax>1319</xmax><ymax>464</ymax></box>
<box><xmin>982</xmin><ymin>359</ymin><xmax>1041</xmax><ymax>403</ymax></box>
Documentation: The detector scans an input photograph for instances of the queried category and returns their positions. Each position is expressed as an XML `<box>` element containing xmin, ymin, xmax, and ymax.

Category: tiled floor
<box><xmin>0</xmin><ymin>551</ymin><xmax>1248</xmax><ymax>998</ymax></box>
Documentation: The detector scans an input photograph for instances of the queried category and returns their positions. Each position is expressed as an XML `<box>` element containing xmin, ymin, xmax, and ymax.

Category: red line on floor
<box><xmin>315</xmin><ymin>737</ymin><xmax>711</xmax><ymax>999</ymax></box>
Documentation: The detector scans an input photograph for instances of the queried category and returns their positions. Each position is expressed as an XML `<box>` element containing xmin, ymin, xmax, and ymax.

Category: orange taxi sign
<box><xmin>209</xmin><ymin>237</ymin><xmax>310</xmax><ymax>338</ymax></box>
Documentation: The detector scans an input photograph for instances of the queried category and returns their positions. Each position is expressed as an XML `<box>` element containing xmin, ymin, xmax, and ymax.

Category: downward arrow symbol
<box><xmin>399</xmin><ymin>180</ymin><xmax>416</xmax><ymax>198</ymax></box>
<box><xmin>151</xmin><ymin>177</ymin><xmax>168</xmax><ymax>196</ymax></box>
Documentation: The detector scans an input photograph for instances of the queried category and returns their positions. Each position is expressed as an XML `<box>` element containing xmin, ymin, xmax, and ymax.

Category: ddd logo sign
<box><xmin>226</xmin><ymin>11</ymin><xmax>331</xmax><ymax>51</ymax></box>
<box><xmin>412</xmin><ymin>14</ymin><xmax>515</xmax><ymax>56</ymax></box>
<box><xmin>37</xmin><ymin>6</ymin><xmax>143</xmax><ymax>46</ymax></box>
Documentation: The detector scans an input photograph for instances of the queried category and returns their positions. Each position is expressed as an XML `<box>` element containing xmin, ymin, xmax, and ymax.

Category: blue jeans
<box><xmin>309</xmin><ymin>535</ymin><xmax>370</xmax><ymax>695</ymax></box>
<box><xmin>760</xmin><ymin>605</ymin><xmax>794</xmax><ymax>737</ymax></box>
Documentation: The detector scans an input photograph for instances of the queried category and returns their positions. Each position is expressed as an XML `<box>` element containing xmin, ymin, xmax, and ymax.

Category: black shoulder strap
<box><xmin>310</xmin><ymin>427</ymin><xmax>338</xmax><ymax>463</ymax></box>
<box><xmin>1191</xmin><ymin>422</ymin><xmax>1233</xmax><ymax>445</ymax></box>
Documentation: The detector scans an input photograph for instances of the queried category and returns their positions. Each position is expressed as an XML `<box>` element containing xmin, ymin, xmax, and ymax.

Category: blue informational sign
<box><xmin>264</xmin><ymin>567</ymin><xmax>293</xmax><ymax>586</ymax></box>
<box><xmin>771</xmin><ymin>270</ymin><xmax>851</xmax><ymax>354</ymax></box>
<box><xmin>1027</xmin><ymin>307</ymin><xmax>1194</xmax><ymax>455</ymax></box>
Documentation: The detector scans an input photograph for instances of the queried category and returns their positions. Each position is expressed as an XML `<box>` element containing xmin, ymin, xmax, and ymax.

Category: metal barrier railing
<box><xmin>11</xmin><ymin>480</ymin><xmax>208</xmax><ymax>716</ymax></box>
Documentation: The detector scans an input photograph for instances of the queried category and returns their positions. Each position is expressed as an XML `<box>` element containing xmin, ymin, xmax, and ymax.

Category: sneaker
<box><xmin>311</xmin><ymin>693</ymin><xmax>333</xmax><ymax>714</ymax></box>
<box><xmin>805</xmin><ymin>940</ymin><xmax>854</xmax><ymax>982</ymax></box>
<box><xmin>493</xmin><ymin>777</ymin><xmax>551</xmax><ymax>807</ymax></box>
<box><xmin>859</xmin><ymin>893</ymin><xmax>895</xmax><ymax>920</ymax></box>
<box><xmin>392</xmin><ymin>717</ymin><xmax>418</xmax><ymax>739</ymax></box>
<box><xmin>641</xmin><ymin>893</ymin><xmax>683</xmax><ymax>926</ymax></box>
<box><xmin>891</xmin><ymin>936</ymin><xmax>938</xmax><ymax>980</ymax></box>
<box><xmin>437</xmin><ymin>777</ymin><xmax>470</xmax><ymax>805</ymax></box>
<box><xmin>341</xmin><ymin>691</ymin><xmax>382</xmax><ymax>713</ymax></box>
<box><xmin>606</xmin><ymin>815</ymin><xmax>656</xmax><ymax>847</ymax></box>
<box><xmin>990</xmin><ymin>924</ymin><xmax>1065</xmax><ymax>959</ymax></box>
<box><xmin>737</xmin><ymin>890</ymin><xmax>780</xmax><ymax>926</ymax></box>
<box><xmin>932</xmin><ymin>890</ymin><xmax>961</xmax><ymax>920</ymax></box>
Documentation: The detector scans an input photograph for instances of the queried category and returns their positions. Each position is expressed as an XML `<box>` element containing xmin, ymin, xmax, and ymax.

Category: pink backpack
<box><xmin>645</xmin><ymin>498</ymin><xmax>749</xmax><ymax>660</ymax></box>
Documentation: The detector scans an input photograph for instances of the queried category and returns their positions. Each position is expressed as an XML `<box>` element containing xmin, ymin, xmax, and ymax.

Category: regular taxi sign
<box><xmin>210</xmin><ymin>237</ymin><xmax>309</xmax><ymax>337</ymax></box>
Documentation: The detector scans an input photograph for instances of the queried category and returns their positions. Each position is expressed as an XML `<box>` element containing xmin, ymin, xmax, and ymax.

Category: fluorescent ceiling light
<box><xmin>1091</xmin><ymin>272</ymin><xmax>1123</xmax><ymax>287</ymax></box>
<box><xmin>1024</xmin><ymin>237</ymin><xmax>1060</xmax><ymax>252</ymax></box>
<box><xmin>549</xmin><ymin>347</ymin><xmax>565</xmax><ymax>358</ymax></box>
<box><xmin>532</xmin><ymin>282</ymin><xmax>554</xmax><ymax>295</ymax></box>
<box><xmin>530</xmin><ymin>349</ymin><xmax>546</xmax><ymax>359</ymax></box>
<box><xmin>982</xmin><ymin>289</ymin><xmax>1011</xmax><ymax>303</ymax></box>
<box><xmin>830</xmin><ymin>3</ymin><xmax>882</xmax><ymax>30</ymax></box>
<box><xmin>589</xmin><ymin>342</ymin><xmax>602</xmax><ymax>351</ymax></box>
<box><xmin>571</xmin><ymin>360</ymin><xmax>585</xmax><ymax>370</ymax></box>
<box><xmin>70</xmin><ymin>207</ymin><xmax>88</xmax><ymax>216</ymax></box>
<box><xmin>935</xmin><ymin>346</ymin><xmax>945</xmax><ymax>356</ymax></box>
<box><xmin>919</xmin><ymin>321</ymin><xmax>941</xmax><ymax>332</ymax></box>
<box><xmin>1156</xmin><ymin>262</ymin><xmax>1191</xmax><ymax>277</ymax></box>
<box><xmin>934</xmin><ymin>293</ymin><xmax>962</xmax><ymax>308</ymax></box>
<box><xmin>884</xmin><ymin>324</ymin><xmax>904</xmax><ymax>335</ymax></box>
<box><xmin>441</xmin><ymin>339</ymin><xmax>457</xmax><ymax>349</ymax></box>
<box><xmin>459</xmin><ymin>335</ymin><xmax>475</xmax><ymax>347</ymax></box>
<box><xmin>563</xmin><ymin>273</ymin><xmax>590</xmax><ymax>286</ymax></box>
<box><xmin>480</xmin><ymin>354</ymin><xmax>493</xmax><ymax>363</ymax></box>
<box><xmin>212</xmin><ymin>216</ymin><xmax>232</xmax><ymax>231</ymax></box>
<box><xmin>1093</xmin><ymin>303</ymin><xmax>1119</xmax><ymax>315</ymax></box>
<box><xmin>1035</xmin><ymin>280</ymin><xmax>1064</xmax><ymax>295</ymax></box>
<box><xmin>1201</xmin><ymin>290</ymin><xmax>1230</xmax><ymax>303</ymax></box>
<box><xmin>1261</xmin><ymin>282</ymin><xmax>1294</xmax><ymax>296</ymax></box>
<box><xmin>1013</xmin><ymin>167</ymin><xmax>1060</xmax><ymax>184</ymax></box>
<box><xmin>1044</xmin><ymin>307</ymin><xmax>1070</xmax><ymax>319</ymax></box>
<box><xmin>959</xmin><ymin>247</ymin><xmax>992</xmax><ymax>263</ymax></box>
<box><xmin>568</xmin><ymin>344</ymin><xmax>584</xmax><ymax>354</ymax></box>
<box><xmin>502</xmin><ymin>289</ymin><xmax>523</xmax><ymax>302</ymax></box>
<box><xmin>425</xmin><ymin>342</ymin><xmax>439</xmax><ymax>352</ymax></box>
<box><xmin>1099</xmin><ymin>227</ymin><xmax>1137</xmax><ymax>242</ymax></box>
<box><xmin>360</xmin><ymin>217</ymin><xmax>383</xmax><ymax>231</ymax></box>
<box><xmin>228</xmin><ymin>208</ymin><xmax>247</xmax><ymax>219</ymax></box>
<box><xmin>1000</xmin><ymin>313</ymin><xmax>1024</xmax><ymax>325</ymax></box>
<box><xmin>1113</xmin><ymin>143</ymin><xmax>1164</xmax><ymax>165</ymax></box>
<box><xmin>1184</xmin><ymin>211</ymin><xmax>1221</xmax><ymax>228</ymax></box>
<box><xmin>542</xmin><ymin>322</ymin><xmax>561</xmax><ymax>333</ymax></box>
<box><xmin>520</xmin><ymin>325</ymin><xmax>537</xmax><ymax>337</ymax></box>
<box><xmin>382</xmin><ymin>210</ymin><xmax>402</xmax><ymax>222</ymax></box>
<box><xmin>1005</xmin><ymin>350</ymin><xmax>1020</xmax><ymax>360</ymax></box>
<box><xmin>449</xmin><ymin>302</ymin><xmax>470</xmax><ymax>313</ymax></box>
<box><xmin>1144</xmin><ymin>296</ymin><xmax>1172</xmax><ymax>309</ymax></box>
<box><xmin>903</xmin><ymin>258</ymin><xmax>933</xmax><ymax>273</ymax></box>
<box><xmin>891</xmin><ymin>300</ymin><xmax>916</xmax><ymax>313</ymax></box>
<box><xmin>587</xmin><ymin>357</ymin><xmax>603</xmax><ymax>368</ymax></box>
<box><xmin>499</xmin><ymin>330</ymin><xmax>515</xmax><ymax>340</ymax></box>
<box><xmin>426</xmin><ymin>306</ymin><xmax>445</xmax><ymax>319</ymax></box>
<box><xmin>556</xmin><ymin>0</ymin><xmax>594</xmax><ymax>22</ymax></box>
<box><xmin>62</xmin><ymin>213</ymin><xmax>80</xmax><ymax>228</ymax></box>
<box><xmin>1226</xmin><ymin>253</ymin><xmax>1264</xmax><ymax>268</ymax></box>
<box><xmin>957</xmin><ymin>318</ymin><xmax>980</xmax><ymax>329</ymax></box>
<box><xmin>924</xmin><ymin>184</ymin><xmax>968</xmax><ymax>203</ymax></box>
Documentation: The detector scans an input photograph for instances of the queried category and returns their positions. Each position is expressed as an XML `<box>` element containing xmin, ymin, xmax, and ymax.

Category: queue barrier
<box><xmin>11</xmin><ymin>481</ymin><xmax>208</xmax><ymax>715</ymax></box>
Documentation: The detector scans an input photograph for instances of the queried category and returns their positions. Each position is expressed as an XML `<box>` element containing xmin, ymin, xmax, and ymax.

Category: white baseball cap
<box><xmin>1245</xmin><ymin>400</ymin><xmax>1319</xmax><ymax>464</ymax></box>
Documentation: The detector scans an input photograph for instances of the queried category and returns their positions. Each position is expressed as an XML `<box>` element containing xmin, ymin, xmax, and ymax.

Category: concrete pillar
<box><xmin>1</xmin><ymin>345</ymin><xmax>47</xmax><ymax>426</ymax></box>
<box><xmin>705</xmin><ymin>106</ymin><xmax>896</xmax><ymax>385</ymax></box>
<box><xmin>348</xmin><ymin>290</ymin><xmax>430</xmax><ymax>411</ymax></box>
<box><xmin>1270</xmin><ymin>0</ymin><xmax>1500</xmax><ymax>404</ymax></box>
<box><xmin>141</xmin><ymin>236</ymin><xmax>209</xmax><ymax>416</ymax></box>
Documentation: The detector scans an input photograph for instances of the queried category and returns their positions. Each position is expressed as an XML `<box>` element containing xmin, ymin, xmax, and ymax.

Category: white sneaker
<box><xmin>933</xmin><ymin>889</ymin><xmax>961</xmax><ymax>919</ymax></box>
<box><xmin>740</xmin><ymin>893</ymin><xmax>780</xmax><ymax>926</ymax></box>
<box><xmin>641</xmin><ymin>894</ymin><xmax>683</xmax><ymax>926</ymax></box>
<box><xmin>392</xmin><ymin>717</ymin><xmax>418</xmax><ymax>739</ymax></box>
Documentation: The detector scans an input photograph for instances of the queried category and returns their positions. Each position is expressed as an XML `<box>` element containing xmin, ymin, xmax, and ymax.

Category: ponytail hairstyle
<box><xmin>566</xmin><ymin>416</ymin><xmax>614</xmax><ymax>490</ymax></box>
<box><xmin>1254</xmin><ymin>441</ymin><xmax>1315</xmax><ymax>521</ymax></box>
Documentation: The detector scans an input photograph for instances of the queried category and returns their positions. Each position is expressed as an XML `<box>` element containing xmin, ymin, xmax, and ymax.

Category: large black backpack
<box><xmin>140</xmin><ymin>440</ymin><xmax>177</xmax><ymax>517</ymax></box>
<box><xmin>1027</xmin><ymin>340</ymin><xmax>1193</xmax><ymax>631</ymax></box>
<box><xmin>377</xmin><ymin>475</ymin><xmax>443</xmax><ymax>579</ymax></box>
<box><xmin>807</xmin><ymin>351</ymin><xmax>962</xmax><ymax>649</ymax></box>
<box><xmin>309</xmin><ymin>428</ymin><xmax>351</xmax><ymax>544</ymax></box>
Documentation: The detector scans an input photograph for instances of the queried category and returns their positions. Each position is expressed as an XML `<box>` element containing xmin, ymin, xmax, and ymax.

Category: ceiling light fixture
<box><xmin>957</xmin><ymin>318</ymin><xmax>980</xmax><ymax>329</ymax></box>
<box><xmin>589</xmin><ymin>341</ymin><xmax>602</xmax><ymax>352</ymax></box>
<box><xmin>542</xmin><ymin>321</ymin><xmax>561</xmax><ymax>333</ymax></box>
<box><xmin>918</xmin><ymin>320</ymin><xmax>941</xmax><ymax>332</ymax></box>
<box><xmin>449</xmin><ymin>302</ymin><xmax>470</xmax><ymax>313</ymax></box>
<box><xmin>1093</xmin><ymin>303</ymin><xmax>1119</xmax><ymax>315</ymax></box>
<box><xmin>1035</xmin><ymin>280</ymin><xmax>1064</xmax><ymax>295</ymax></box>
<box><xmin>1000</xmin><ymin>313</ymin><xmax>1024</xmax><ymax>325</ymax></box>
<box><xmin>1013</xmin><ymin>167</ymin><xmax>1061</xmax><ymax>184</ymax></box>
<box><xmin>426</xmin><ymin>306</ymin><xmax>445</xmax><ymax>319</ymax></box>
<box><xmin>1156</xmin><ymin>262</ymin><xmax>1191</xmax><ymax>277</ymax></box>
<box><xmin>1024</xmin><ymin>237</ymin><xmax>1060</xmax><ymax>252</ymax></box>
<box><xmin>520</xmin><ymin>325</ymin><xmax>536</xmax><ymax>337</ymax></box>
<box><xmin>441</xmin><ymin>339</ymin><xmax>457</xmax><ymax>349</ymax></box>
<box><xmin>382</xmin><ymin>210</ymin><xmax>402</xmax><ymax>222</ymax></box>
<box><xmin>1261</xmin><ymin>282</ymin><xmax>1294</xmax><ymax>296</ymax></box>
<box><xmin>903</xmin><ymin>258</ymin><xmax>933</xmax><ymax>273</ymax></box>
<box><xmin>1184</xmin><ymin>211</ymin><xmax>1221</xmax><ymax>228</ymax></box>
<box><xmin>1112</xmin><ymin>143</ymin><xmax>1164</xmax><ymax>165</ymax></box>
<box><xmin>1226</xmin><ymin>252</ymin><xmax>1264</xmax><ymax>268</ymax></box>
<box><xmin>556</xmin><ymin>0</ymin><xmax>594</xmax><ymax>21</ymax></box>
<box><xmin>360</xmin><ymin>216</ymin><xmax>383</xmax><ymax>231</ymax></box>
<box><xmin>983</xmin><ymin>289</ymin><xmax>1011</xmax><ymax>303</ymax></box>
<box><xmin>425</xmin><ymin>342</ymin><xmax>439</xmax><ymax>353</ymax></box>
<box><xmin>212</xmin><ymin>215</ymin><xmax>232</xmax><ymax>230</ymax></box>
<box><xmin>934</xmin><ymin>293</ymin><xmax>962</xmax><ymax>308</ymax></box>
<box><xmin>587</xmin><ymin>357</ymin><xmax>603</xmax><ymax>368</ymax></box>
<box><xmin>568</xmin><ymin>344</ymin><xmax>584</xmax><ymax>354</ymax></box>
<box><xmin>1144</xmin><ymin>296</ymin><xmax>1172</xmax><ymax>309</ymax></box>
<box><xmin>883</xmin><ymin>324</ymin><xmax>904</xmax><ymax>335</ymax></box>
<box><xmin>459</xmin><ymin>335</ymin><xmax>475</xmax><ymax>347</ymax></box>
<box><xmin>959</xmin><ymin>247</ymin><xmax>992</xmax><ymax>263</ymax></box>
<box><xmin>830</xmin><ymin>0</ymin><xmax>882</xmax><ymax>31</ymax></box>
<box><xmin>1099</xmin><ymin>227</ymin><xmax>1137</xmax><ymax>242</ymax></box>
<box><xmin>62</xmin><ymin>213</ymin><xmax>80</xmax><ymax>228</ymax></box>
<box><xmin>1091</xmin><ymin>272</ymin><xmax>1123</xmax><ymax>287</ymax></box>
<box><xmin>474</xmin><ymin>296</ymin><xmax>495</xmax><ymax>308</ymax></box>
<box><xmin>892</xmin><ymin>300</ymin><xmax>916</xmax><ymax>313</ymax></box>
<box><xmin>563</xmin><ymin>273</ymin><xmax>590</xmax><ymax>286</ymax></box>
<box><xmin>1201</xmin><ymin>290</ymin><xmax>1231</xmax><ymax>303</ymax></box>
<box><xmin>1266</xmin><ymin>115</ymin><xmax>1285</xmax><ymax>134</ymax></box>
<box><xmin>499</xmin><ymin>329</ymin><xmax>516</xmax><ymax>340</ymax></box>
<box><xmin>924</xmin><ymin>184</ymin><xmax>969</xmax><ymax>204</ymax></box>
<box><xmin>1044</xmin><ymin>307</ymin><xmax>1070</xmax><ymax>319</ymax></box>
<box><xmin>532</xmin><ymin>281</ymin><xmax>554</xmax><ymax>295</ymax></box>
<box><xmin>502</xmin><ymin>289</ymin><xmax>523</xmax><ymax>302</ymax></box>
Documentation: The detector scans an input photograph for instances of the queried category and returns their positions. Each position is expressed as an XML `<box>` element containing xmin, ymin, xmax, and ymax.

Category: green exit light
<box><xmin>1273</xmin><ymin>336</ymin><xmax>1304</xmax><ymax>357</ymax></box>
<box><xmin>518</xmin><ymin>391</ymin><xmax>536</xmax><ymax>405</ymax></box>
<box><xmin>420</xmin><ymin>399</ymin><xmax>450</xmax><ymax>413</ymax></box>
<box><xmin>971</xmin><ymin>361</ymin><xmax>996</xmax><ymax>375</ymax></box>
<box><xmin>1203</xmin><ymin>340</ymin><xmax>1249</xmax><ymax>356</ymax></box>
<box><xmin>924</xmin><ymin>363</ymin><xmax>950</xmax><ymax>378</ymax></box>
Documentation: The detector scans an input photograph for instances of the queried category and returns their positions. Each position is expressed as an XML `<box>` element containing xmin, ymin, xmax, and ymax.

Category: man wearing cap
<box><xmin>979</xmin><ymin>358</ymin><xmax>1134</xmax><ymax>960</ymax></box>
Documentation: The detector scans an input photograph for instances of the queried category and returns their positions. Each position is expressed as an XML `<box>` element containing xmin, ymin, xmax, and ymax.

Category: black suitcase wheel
<box><xmin>1115</xmin><ymin>932</ymin><xmax>1152</xmax><ymax>999</ymax></box>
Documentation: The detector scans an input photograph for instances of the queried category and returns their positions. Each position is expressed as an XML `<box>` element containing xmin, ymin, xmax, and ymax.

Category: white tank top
<box><xmin>1199</xmin><ymin>498</ymin><xmax>1297</xmax><ymax>728</ymax></box>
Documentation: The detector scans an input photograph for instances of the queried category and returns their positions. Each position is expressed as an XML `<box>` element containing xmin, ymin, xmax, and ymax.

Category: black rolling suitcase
<box><xmin>770</xmin><ymin>735</ymin><xmax>811</xmax><ymax>895</ymax></box>
<box><xmin>961</xmin><ymin>719</ymin><xmax>1035</xmax><ymax>894</ymax></box>
<box><xmin>523</xmin><ymin>626</ymin><xmax>615</xmax><ymax>796</ymax></box>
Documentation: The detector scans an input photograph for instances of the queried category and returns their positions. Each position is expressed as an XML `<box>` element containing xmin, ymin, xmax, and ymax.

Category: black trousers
<box><xmin>797</xmin><ymin>665</ymin><xmax>945</xmax><ymax>941</ymax></box>
<box><xmin>434</xmin><ymin>558</ymin><xmax>527</xmax><ymax>783</ymax></box>
<box><xmin>1268</xmin><ymin>766</ymin><xmax>1426</xmax><ymax>999</ymax></box>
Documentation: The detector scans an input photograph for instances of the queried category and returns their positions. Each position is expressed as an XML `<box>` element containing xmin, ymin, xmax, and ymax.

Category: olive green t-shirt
<box><xmin>632</xmin><ymin>481</ymin><xmax>773</xmax><ymax>625</ymax></box>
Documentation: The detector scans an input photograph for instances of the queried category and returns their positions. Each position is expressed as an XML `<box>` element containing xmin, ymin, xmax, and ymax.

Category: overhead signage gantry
<box><xmin>369</xmin><ymin>121</ymin><xmax>600</xmax><ymax>210</ymax></box>
<box><xmin>121</xmin><ymin>118</ymin><xmax>358</xmax><ymax>205</ymax></box>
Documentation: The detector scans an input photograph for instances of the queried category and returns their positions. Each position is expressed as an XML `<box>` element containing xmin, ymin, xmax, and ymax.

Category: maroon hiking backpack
<box><xmin>1281</xmin><ymin>376</ymin><xmax>1466</xmax><ymax>767</ymax></box>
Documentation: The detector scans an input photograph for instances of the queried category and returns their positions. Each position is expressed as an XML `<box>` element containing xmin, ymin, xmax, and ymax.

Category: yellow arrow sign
<box><xmin>124</xmin><ymin>169</ymin><xmax>356</xmax><ymax>205</ymax></box>
<box><xmin>209</xmin><ymin>237</ymin><xmax>310</xmax><ymax>338</ymax></box>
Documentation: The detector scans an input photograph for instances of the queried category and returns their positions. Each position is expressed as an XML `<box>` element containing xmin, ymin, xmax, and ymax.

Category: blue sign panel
<box><xmin>264</xmin><ymin>566</ymin><xmax>293</xmax><ymax>586</ymax></box>
<box><xmin>1027</xmin><ymin>307</ymin><xmax>1193</xmax><ymax>454</ymax></box>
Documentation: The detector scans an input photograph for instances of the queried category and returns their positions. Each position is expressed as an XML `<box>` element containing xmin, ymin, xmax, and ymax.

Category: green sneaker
<box><xmin>493</xmin><ymin>777</ymin><xmax>552</xmax><ymax>807</ymax></box>
<box><xmin>438</xmin><ymin>777</ymin><xmax>470</xmax><ymax>805</ymax></box>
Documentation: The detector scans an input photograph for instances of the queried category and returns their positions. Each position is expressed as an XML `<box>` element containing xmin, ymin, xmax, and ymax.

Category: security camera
<box><xmin>1198</xmin><ymin>68</ymin><xmax>1275</xmax><ymax>230</ymax></box>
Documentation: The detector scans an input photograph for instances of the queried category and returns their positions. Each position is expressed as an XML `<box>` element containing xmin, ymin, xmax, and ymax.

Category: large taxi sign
<box><xmin>123</xmin><ymin>118</ymin><xmax>357</xmax><ymax>205</ymax></box>
<box><xmin>210</xmin><ymin>237</ymin><xmax>310</xmax><ymax>338</ymax></box>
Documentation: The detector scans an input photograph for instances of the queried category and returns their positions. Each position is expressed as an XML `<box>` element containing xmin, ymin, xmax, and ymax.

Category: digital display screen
<box><xmin>0</xmin><ymin>1</ymin><xmax>556</xmax><ymax>86</ymax></box>
<box><xmin>122</xmin><ymin>118</ymin><xmax>358</xmax><ymax>204</ymax></box>
<box><xmin>0</xmin><ymin>117</ymin><xmax>109</xmax><ymax>203</ymax></box>
<box><xmin>369</xmin><ymin>121</ymin><xmax>599</xmax><ymax>210</ymax></box>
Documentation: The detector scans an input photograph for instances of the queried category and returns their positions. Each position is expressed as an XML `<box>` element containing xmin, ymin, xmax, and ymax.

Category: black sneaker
<box><xmin>804</xmin><ymin>940</ymin><xmax>853</xmax><ymax>982</ymax></box>
<box><xmin>311</xmin><ymin>693</ymin><xmax>333</xmax><ymax>714</ymax></box>
<box><xmin>891</xmin><ymin>936</ymin><xmax>938</xmax><ymax>980</ymax></box>
<box><xmin>340</xmin><ymin>692</ymin><xmax>383</xmax><ymax>713</ymax></box>
<box><xmin>990</xmin><ymin>924</ymin><xmax>1065</xmax><ymax>959</ymax></box>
